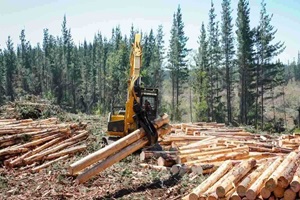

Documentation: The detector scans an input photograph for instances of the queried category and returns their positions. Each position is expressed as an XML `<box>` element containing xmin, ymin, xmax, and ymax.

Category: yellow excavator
<box><xmin>103</xmin><ymin>34</ymin><xmax>159</xmax><ymax>146</ymax></box>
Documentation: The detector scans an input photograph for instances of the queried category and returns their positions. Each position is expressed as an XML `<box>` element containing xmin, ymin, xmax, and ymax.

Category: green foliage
<box><xmin>167</xmin><ymin>5</ymin><xmax>190</xmax><ymax>121</ymax></box>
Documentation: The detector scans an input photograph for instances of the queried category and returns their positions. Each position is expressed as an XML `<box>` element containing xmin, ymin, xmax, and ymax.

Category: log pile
<box><xmin>0</xmin><ymin>117</ymin><xmax>88</xmax><ymax>172</ymax></box>
<box><xmin>138</xmin><ymin>122</ymin><xmax>300</xmax><ymax>199</ymax></box>
<box><xmin>69</xmin><ymin>113</ymin><xmax>171</xmax><ymax>184</ymax></box>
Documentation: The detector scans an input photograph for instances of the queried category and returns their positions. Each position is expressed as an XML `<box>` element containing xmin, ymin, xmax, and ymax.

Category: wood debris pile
<box><xmin>0</xmin><ymin>117</ymin><xmax>88</xmax><ymax>172</ymax></box>
<box><xmin>139</xmin><ymin>122</ymin><xmax>300</xmax><ymax>199</ymax></box>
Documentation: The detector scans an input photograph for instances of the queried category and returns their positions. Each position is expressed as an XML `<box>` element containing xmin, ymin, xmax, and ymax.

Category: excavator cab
<box><xmin>141</xmin><ymin>88</ymin><xmax>158</xmax><ymax>122</ymax></box>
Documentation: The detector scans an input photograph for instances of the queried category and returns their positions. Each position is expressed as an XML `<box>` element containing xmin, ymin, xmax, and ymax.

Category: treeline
<box><xmin>0</xmin><ymin>0</ymin><xmax>298</xmax><ymax>129</ymax></box>
<box><xmin>0</xmin><ymin>16</ymin><xmax>165</xmax><ymax>114</ymax></box>
<box><xmin>189</xmin><ymin>0</ymin><xmax>287</xmax><ymax>130</ymax></box>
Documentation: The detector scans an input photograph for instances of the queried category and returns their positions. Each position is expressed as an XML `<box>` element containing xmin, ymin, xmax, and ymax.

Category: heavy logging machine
<box><xmin>104</xmin><ymin>34</ymin><xmax>159</xmax><ymax>146</ymax></box>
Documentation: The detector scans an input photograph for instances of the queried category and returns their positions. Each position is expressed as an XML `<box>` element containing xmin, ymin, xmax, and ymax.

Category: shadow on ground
<box><xmin>94</xmin><ymin>174</ymin><xmax>182</xmax><ymax>200</ymax></box>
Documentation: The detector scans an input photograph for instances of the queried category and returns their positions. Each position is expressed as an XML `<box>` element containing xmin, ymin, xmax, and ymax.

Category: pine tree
<box><xmin>167</xmin><ymin>5</ymin><xmax>190</xmax><ymax>121</ymax></box>
<box><xmin>193</xmin><ymin>22</ymin><xmax>209</xmax><ymax>121</ymax></box>
<box><xmin>236</xmin><ymin>0</ymin><xmax>255</xmax><ymax>124</ymax></box>
<box><xmin>19</xmin><ymin>29</ymin><xmax>32</xmax><ymax>93</ymax></box>
<box><xmin>221</xmin><ymin>0</ymin><xmax>235</xmax><ymax>124</ymax></box>
<box><xmin>0</xmin><ymin>48</ymin><xmax>5</xmax><ymax>105</ymax></box>
<box><xmin>256</xmin><ymin>0</ymin><xmax>285</xmax><ymax>129</ymax></box>
<box><xmin>4</xmin><ymin>36</ymin><xmax>17</xmax><ymax>101</ymax></box>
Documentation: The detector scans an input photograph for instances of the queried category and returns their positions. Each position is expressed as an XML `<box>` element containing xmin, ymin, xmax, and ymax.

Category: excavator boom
<box><xmin>106</xmin><ymin>34</ymin><xmax>158</xmax><ymax>146</ymax></box>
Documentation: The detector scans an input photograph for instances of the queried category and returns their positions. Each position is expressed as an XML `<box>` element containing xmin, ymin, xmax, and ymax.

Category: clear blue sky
<box><xmin>0</xmin><ymin>0</ymin><xmax>299</xmax><ymax>63</ymax></box>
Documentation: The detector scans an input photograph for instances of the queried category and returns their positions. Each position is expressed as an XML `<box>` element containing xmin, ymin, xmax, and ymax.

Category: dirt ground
<box><xmin>0</xmin><ymin>152</ymin><xmax>205</xmax><ymax>200</ymax></box>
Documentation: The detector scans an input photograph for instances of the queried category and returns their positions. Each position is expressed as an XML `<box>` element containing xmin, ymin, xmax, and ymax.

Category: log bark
<box><xmin>237</xmin><ymin>162</ymin><xmax>268</xmax><ymax>197</ymax></box>
<box><xmin>216</xmin><ymin>159</ymin><xmax>256</xmax><ymax>198</ymax></box>
<box><xmin>69</xmin><ymin>114</ymin><xmax>169</xmax><ymax>175</ymax></box>
<box><xmin>246</xmin><ymin>156</ymin><xmax>284</xmax><ymax>200</ymax></box>
<box><xmin>186</xmin><ymin>160</ymin><xmax>233</xmax><ymax>200</ymax></box>
<box><xmin>265</xmin><ymin>151</ymin><xmax>299</xmax><ymax>192</ymax></box>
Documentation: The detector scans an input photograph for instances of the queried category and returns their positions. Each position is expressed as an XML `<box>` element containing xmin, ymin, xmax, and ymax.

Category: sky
<box><xmin>0</xmin><ymin>0</ymin><xmax>299</xmax><ymax>64</ymax></box>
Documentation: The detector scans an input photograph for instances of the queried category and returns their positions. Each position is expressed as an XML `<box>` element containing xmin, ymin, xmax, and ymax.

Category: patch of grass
<box><xmin>0</xmin><ymin>175</ymin><xmax>8</xmax><ymax>189</ymax></box>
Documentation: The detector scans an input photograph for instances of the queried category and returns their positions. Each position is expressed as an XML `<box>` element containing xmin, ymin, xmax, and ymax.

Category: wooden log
<box><xmin>179</xmin><ymin>146</ymin><xmax>249</xmax><ymax>161</ymax></box>
<box><xmin>139</xmin><ymin>163</ymin><xmax>169</xmax><ymax>171</ymax></box>
<box><xmin>6</xmin><ymin>137</ymin><xmax>63</xmax><ymax>167</ymax></box>
<box><xmin>230</xmin><ymin>191</ymin><xmax>241</xmax><ymax>200</ymax></box>
<box><xmin>273</xmin><ymin>185</ymin><xmax>285</xmax><ymax>198</ymax></box>
<box><xmin>24</xmin><ymin>141</ymin><xmax>76</xmax><ymax>164</ymax></box>
<box><xmin>0</xmin><ymin>147</ymin><xmax>29</xmax><ymax>157</ymax></box>
<box><xmin>186</xmin><ymin>160</ymin><xmax>233</xmax><ymax>200</ymax></box>
<box><xmin>246</xmin><ymin>156</ymin><xmax>284</xmax><ymax>200</ymax></box>
<box><xmin>265</xmin><ymin>151</ymin><xmax>299</xmax><ymax>192</ymax></box>
<box><xmin>45</xmin><ymin>144</ymin><xmax>87</xmax><ymax>160</ymax></box>
<box><xmin>216</xmin><ymin>159</ymin><xmax>256</xmax><ymax>198</ymax></box>
<box><xmin>290</xmin><ymin>165</ymin><xmax>300</xmax><ymax>192</ymax></box>
<box><xmin>171</xmin><ymin>164</ymin><xmax>191</xmax><ymax>174</ymax></box>
<box><xmin>69</xmin><ymin>115</ymin><xmax>169</xmax><ymax>175</ymax></box>
<box><xmin>260</xmin><ymin>187</ymin><xmax>271</xmax><ymax>199</ymax></box>
<box><xmin>157</xmin><ymin>156</ymin><xmax>177</xmax><ymax>167</ymax></box>
<box><xmin>237</xmin><ymin>162</ymin><xmax>268</xmax><ymax>197</ymax></box>
<box><xmin>139</xmin><ymin>150</ymin><xmax>177</xmax><ymax>162</ymax></box>
<box><xmin>284</xmin><ymin>188</ymin><xmax>296</xmax><ymax>200</ymax></box>
<box><xmin>76</xmin><ymin>138</ymin><xmax>148</xmax><ymax>184</ymax></box>
<box><xmin>31</xmin><ymin>155</ymin><xmax>69</xmax><ymax>173</ymax></box>
<box><xmin>178</xmin><ymin>136</ymin><xmax>217</xmax><ymax>150</ymax></box>
<box><xmin>278</xmin><ymin>160</ymin><xmax>299</xmax><ymax>188</ymax></box>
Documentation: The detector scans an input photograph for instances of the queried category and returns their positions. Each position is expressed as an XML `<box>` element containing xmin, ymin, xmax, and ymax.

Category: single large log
<box><xmin>246</xmin><ymin>156</ymin><xmax>284</xmax><ymax>200</ymax></box>
<box><xmin>76</xmin><ymin>138</ymin><xmax>148</xmax><ymax>183</ymax></box>
<box><xmin>265</xmin><ymin>151</ymin><xmax>299</xmax><ymax>192</ymax></box>
<box><xmin>24</xmin><ymin>141</ymin><xmax>76</xmax><ymax>164</ymax></box>
<box><xmin>186</xmin><ymin>160</ymin><xmax>233</xmax><ymax>200</ymax></box>
<box><xmin>178</xmin><ymin>137</ymin><xmax>217</xmax><ymax>150</ymax></box>
<box><xmin>283</xmin><ymin>188</ymin><xmax>296</xmax><ymax>200</ymax></box>
<box><xmin>179</xmin><ymin>146</ymin><xmax>249</xmax><ymax>162</ymax></box>
<box><xmin>31</xmin><ymin>155</ymin><xmax>69</xmax><ymax>173</ymax></box>
<box><xmin>69</xmin><ymin>114</ymin><xmax>169</xmax><ymax>175</ymax></box>
<box><xmin>290</xmin><ymin>165</ymin><xmax>300</xmax><ymax>192</ymax></box>
<box><xmin>216</xmin><ymin>159</ymin><xmax>256</xmax><ymax>198</ymax></box>
<box><xmin>45</xmin><ymin>144</ymin><xmax>87</xmax><ymax>160</ymax></box>
<box><xmin>237</xmin><ymin>162</ymin><xmax>268</xmax><ymax>197</ymax></box>
<box><xmin>278</xmin><ymin>159</ymin><xmax>299</xmax><ymax>188</ymax></box>
<box><xmin>273</xmin><ymin>185</ymin><xmax>285</xmax><ymax>198</ymax></box>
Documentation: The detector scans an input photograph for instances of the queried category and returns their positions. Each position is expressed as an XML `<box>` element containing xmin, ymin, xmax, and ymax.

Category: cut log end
<box><xmin>188</xmin><ymin>193</ymin><xmax>199</xmax><ymax>200</ymax></box>
<box><xmin>245</xmin><ymin>189</ymin><xmax>256</xmax><ymax>200</ymax></box>
<box><xmin>216</xmin><ymin>186</ymin><xmax>226</xmax><ymax>198</ymax></box>
<box><xmin>236</xmin><ymin>185</ymin><xmax>247</xmax><ymax>197</ymax></box>
<box><xmin>260</xmin><ymin>187</ymin><xmax>271</xmax><ymax>199</ymax></box>
<box><xmin>290</xmin><ymin>180</ymin><xmax>300</xmax><ymax>193</ymax></box>
<box><xmin>284</xmin><ymin>188</ymin><xmax>296</xmax><ymax>200</ymax></box>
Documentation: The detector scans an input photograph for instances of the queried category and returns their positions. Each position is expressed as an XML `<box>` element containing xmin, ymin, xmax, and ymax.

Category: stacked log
<box><xmin>68</xmin><ymin>113</ymin><xmax>171</xmax><ymax>184</ymax></box>
<box><xmin>137</xmin><ymin>121</ymin><xmax>300</xmax><ymax>199</ymax></box>
<box><xmin>0</xmin><ymin>117</ymin><xmax>88</xmax><ymax>172</ymax></box>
